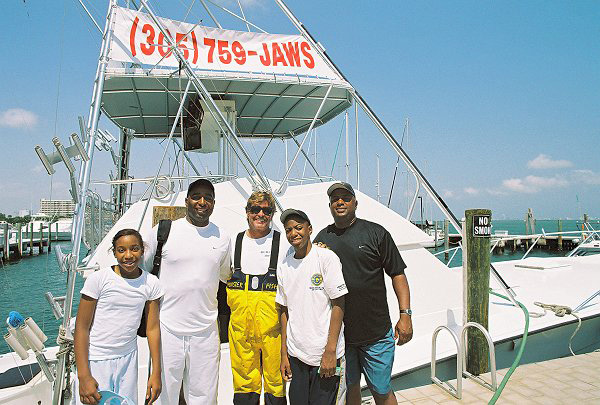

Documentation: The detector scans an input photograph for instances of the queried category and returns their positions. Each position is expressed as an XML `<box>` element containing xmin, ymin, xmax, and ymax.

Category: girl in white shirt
<box><xmin>74</xmin><ymin>229</ymin><xmax>163</xmax><ymax>405</ymax></box>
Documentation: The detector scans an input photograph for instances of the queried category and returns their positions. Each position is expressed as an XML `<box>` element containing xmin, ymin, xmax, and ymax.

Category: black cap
<box><xmin>280</xmin><ymin>208</ymin><xmax>311</xmax><ymax>225</ymax></box>
<box><xmin>187</xmin><ymin>178</ymin><xmax>215</xmax><ymax>195</ymax></box>
<box><xmin>326</xmin><ymin>182</ymin><xmax>355</xmax><ymax>197</ymax></box>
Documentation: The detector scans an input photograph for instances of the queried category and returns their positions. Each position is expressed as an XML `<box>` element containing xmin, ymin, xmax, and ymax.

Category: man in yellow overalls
<box><xmin>227</xmin><ymin>191</ymin><xmax>287</xmax><ymax>404</ymax></box>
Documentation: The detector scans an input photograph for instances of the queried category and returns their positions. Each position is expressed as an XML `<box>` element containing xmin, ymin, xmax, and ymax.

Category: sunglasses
<box><xmin>248</xmin><ymin>206</ymin><xmax>274</xmax><ymax>216</ymax></box>
<box><xmin>329</xmin><ymin>195</ymin><xmax>353</xmax><ymax>203</ymax></box>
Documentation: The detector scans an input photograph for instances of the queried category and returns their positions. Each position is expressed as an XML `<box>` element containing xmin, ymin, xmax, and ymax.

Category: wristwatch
<box><xmin>399</xmin><ymin>309</ymin><xmax>412</xmax><ymax>316</ymax></box>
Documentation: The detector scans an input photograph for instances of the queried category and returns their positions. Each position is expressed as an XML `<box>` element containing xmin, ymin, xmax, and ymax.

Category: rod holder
<box><xmin>4</xmin><ymin>330</ymin><xmax>29</xmax><ymax>360</ymax></box>
<box><xmin>45</xmin><ymin>292</ymin><xmax>66</xmax><ymax>320</ymax></box>
<box><xmin>25</xmin><ymin>317</ymin><xmax>48</xmax><ymax>344</ymax></box>
<box><xmin>20</xmin><ymin>323</ymin><xmax>44</xmax><ymax>352</ymax></box>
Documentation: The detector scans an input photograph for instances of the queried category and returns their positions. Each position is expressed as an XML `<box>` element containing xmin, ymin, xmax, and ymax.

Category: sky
<box><xmin>1</xmin><ymin>0</ymin><xmax>599</xmax><ymax>220</ymax></box>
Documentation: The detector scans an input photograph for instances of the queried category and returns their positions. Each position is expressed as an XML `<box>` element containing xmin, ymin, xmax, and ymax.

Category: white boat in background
<box><xmin>1</xmin><ymin>1</ymin><xmax>599</xmax><ymax>404</ymax></box>
<box><xmin>25</xmin><ymin>214</ymin><xmax>73</xmax><ymax>242</ymax></box>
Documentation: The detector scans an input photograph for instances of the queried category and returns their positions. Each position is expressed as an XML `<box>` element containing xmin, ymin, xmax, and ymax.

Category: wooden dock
<box><xmin>362</xmin><ymin>351</ymin><xmax>600</xmax><ymax>404</ymax></box>
<box><xmin>0</xmin><ymin>223</ymin><xmax>55</xmax><ymax>262</ymax></box>
<box><xmin>447</xmin><ymin>234</ymin><xmax>582</xmax><ymax>253</ymax></box>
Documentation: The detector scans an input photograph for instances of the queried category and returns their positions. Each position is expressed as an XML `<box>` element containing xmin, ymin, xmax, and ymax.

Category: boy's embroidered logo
<box><xmin>311</xmin><ymin>273</ymin><xmax>323</xmax><ymax>286</ymax></box>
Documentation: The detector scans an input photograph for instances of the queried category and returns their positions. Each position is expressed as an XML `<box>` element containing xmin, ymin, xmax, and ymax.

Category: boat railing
<box><xmin>573</xmin><ymin>290</ymin><xmax>600</xmax><ymax>313</ymax></box>
<box><xmin>432</xmin><ymin>229</ymin><xmax>598</xmax><ymax>268</ymax></box>
<box><xmin>568</xmin><ymin>229</ymin><xmax>600</xmax><ymax>257</ymax></box>
<box><xmin>94</xmin><ymin>174</ymin><xmax>238</xmax><ymax>188</ymax></box>
<box><xmin>283</xmin><ymin>175</ymin><xmax>335</xmax><ymax>184</ymax></box>
<box><xmin>84</xmin><ymin>190</ymin><xmax>118</xmax><ymax>252</ymax></box>
<box><xmin>431</xmin><ymin>322</ymin><xmax>498</xmax><ymax>400</ymax></box>
<box><xmin>431</xmin><ymin>325</ymin><xmax>462</xmax><ymax>399</ymax></box>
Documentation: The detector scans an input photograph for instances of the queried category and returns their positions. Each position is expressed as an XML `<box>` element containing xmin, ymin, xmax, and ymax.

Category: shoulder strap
<box><xmin>233</xmin><ymin>231</ymin><xmax>245</xmax><ymax>271</ymax></box>
<box><xmin>151</xmin><ymin>219</ymin><xmax>172</xmax><ymax>277</ymax></box>
<box><xmin>268</xmin><ymin>230</ymin><xmax>281</xmax><ymax>271</ymax></box>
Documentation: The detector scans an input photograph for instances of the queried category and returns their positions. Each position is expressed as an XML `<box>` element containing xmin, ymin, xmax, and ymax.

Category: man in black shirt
<box><xmin>314</xmin><ymin>182</ymin><xmax>412</xmax><ymax>405</ymax></box>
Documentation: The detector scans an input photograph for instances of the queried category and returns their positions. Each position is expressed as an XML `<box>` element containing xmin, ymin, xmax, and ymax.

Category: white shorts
<box><xmin>72</xmin><ymin>349</ymin><xmax>138</xmax><ymax>405</ymax></box>
<box><xmin>157</xmin><ymin>322</ymin><xmax>220</xmax><ymax>405</ymax></box>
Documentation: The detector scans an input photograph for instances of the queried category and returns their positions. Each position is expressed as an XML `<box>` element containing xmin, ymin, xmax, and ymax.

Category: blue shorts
<box><xmin>345</xmin><ymin>327</ymin><xmax>395</xmax><ymax>395</ymax></box>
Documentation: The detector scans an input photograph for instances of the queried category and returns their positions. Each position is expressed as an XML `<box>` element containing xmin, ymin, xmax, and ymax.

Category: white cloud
<box><xmin>464</xmin><ymin>187</ymin><xmax>478</xmax><ymax>195</ymax></box>
<box><xmin>527</xmin><ymin>154</ymin><xmax>572</xmax><ymax>169</ymax></box>
<box><xmin>502</xmin><ymin>178</ymin><xmax>531</xmax><ymax>193</ymax></box>
<box><xmin>442</xmin><ymin>190</ymin><xmax>455</xmax><ymax>198</ymax></box>
<box><xmin>571</xmin><ymin>169</ymin><xmax>600</xmax><ymax>185</ymax></box>
<box><xmin>0</xmin><ymin>108</ymin><xmax>39</xmax><ymax>129</ymax></box>
<box><xmin>525</xmin><ymin>175</ymin><xmax>568</xmax><ymax>188</ymax></box>
<box><xmin>501</xmin><ymin>175</ymin><xmax>568</xmax><ymax>193</ymax></box>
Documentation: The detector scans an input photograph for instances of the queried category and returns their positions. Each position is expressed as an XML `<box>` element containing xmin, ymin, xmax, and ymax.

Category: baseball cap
<box><xmin>280</xmin><ymin>208</ymin><xmax>311</xmax><ymax>225</ymax></box>
<box><xmin>187</xmin><ymin>178</ymin><xmax>215</xmax><ymax>195</ymax></box>
<box><xmin>326</xmin><ymin>182</ymin><xmax>355</xmax><ymax>197</ymax></box>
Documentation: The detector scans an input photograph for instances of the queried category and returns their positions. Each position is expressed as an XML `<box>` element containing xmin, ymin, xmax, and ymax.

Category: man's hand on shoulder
<box><xmin>314</xmin><ymin>241</ymin><xmax>330</xmax><ymax>250</ymax></box>
<box><xmin>394</xmin><ymin>314</ymin><xmax>413</xmax><ymax>346</ymax></box>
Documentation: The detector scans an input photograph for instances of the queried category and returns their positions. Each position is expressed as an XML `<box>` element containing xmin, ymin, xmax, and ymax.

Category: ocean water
<box><xmin>0</xmin><ymin>219</ymin><xmax>593</xmax><ymax>355</ymax></box>
<box><xmin>0</xmin><ymin>242</ymin><xmax>85</xmax><ymax>355</ymax></box>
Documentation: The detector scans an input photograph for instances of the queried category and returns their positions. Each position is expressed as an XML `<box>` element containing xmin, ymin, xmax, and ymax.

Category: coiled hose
<box><xmin>488</xmin><ymin>290</ymin><xmax>530</xmax><ymax>405</ymax></box>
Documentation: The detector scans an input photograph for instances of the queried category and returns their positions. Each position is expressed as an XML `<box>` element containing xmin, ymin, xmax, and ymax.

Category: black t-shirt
<box><xmin>314</xmin><ymin>218</ymin><xmax>406</xmax><ymax>345</ymax></box>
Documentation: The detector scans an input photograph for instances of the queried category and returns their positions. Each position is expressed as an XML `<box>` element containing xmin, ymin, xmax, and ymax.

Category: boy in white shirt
<box><xmin>276</xmin><ymin>209</ymin><xmax>348</xmax><ymax>405</ymax></box>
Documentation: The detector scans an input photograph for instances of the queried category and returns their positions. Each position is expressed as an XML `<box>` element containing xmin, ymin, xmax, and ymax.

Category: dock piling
<box><xmin>39</xmin><ymin>223</ymin><xmax>44</xmax><ymax>253</ymax></box>
<box><xmin>444</xmin><ymin>220</ymin><xmax>449</xmax><ymax>261</ymax></box>
<box><xmin>557</xmin><ymin>220</ymin><xmax>563</xmax><ymax>251</ymax></box>
<box><xmin>17</xmin><ymin>224</ymin><xmax>23</xmax><ymax>258</ymax></box>
<box><xmin>464</xmin><ymin>209</ymin><xmax>491</xmax><ymax>376</ymax></box>
<box><xmin>2</xmin><ymin>222</ymin><xmax>8</xmax><ymax>262</ymax></box>
<box><xmin>29</xmin><ymin>223</ymin><xmax>33</xmax><ymax>255</ymax></box>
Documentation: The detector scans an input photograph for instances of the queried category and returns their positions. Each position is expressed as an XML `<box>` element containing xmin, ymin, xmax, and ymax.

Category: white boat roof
<box><xmin>102</xmin><ymin>67</ymin><xmax>353</xmax><ymax>138</ymax></box>
<box><xmin>87</xmin><ymin>178</ymin><xmax>432</xmax><ymax>269</ymax></box>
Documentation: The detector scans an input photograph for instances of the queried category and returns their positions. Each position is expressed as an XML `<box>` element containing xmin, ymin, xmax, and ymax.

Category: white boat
<box><xmin>24</xmin><ymin>214</ymin><xmax>73</xmax><ymax>242</ymax></box>
<box><xmin>1</xmin><ymin>1</ymin><xmax>599</xmax><ymax>404</ymax></box>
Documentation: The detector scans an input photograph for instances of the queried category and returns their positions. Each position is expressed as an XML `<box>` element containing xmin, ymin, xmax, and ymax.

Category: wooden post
<box><xmin>39</xmin><ymin>223</ymin><xmax>44</xmax><ymax>253</ymax></box>
<box><xmin>2</xmin><ymin>222</ymin><xmax>8</xmax><ymax>262</ymax></box>
<box><xmin>17</xmin><ymin>224</ymin><xmax>23</xmax><ymax>258</ymax></box>
<box><xmin>444</xmin><ymin>220</ymin><xmax>449</xmax><ymax>261</ymax></box>
<box><xmin>557</xmin><ymin>220</ymin><xmax>563</xmax><ymax>251</ymax></box>
<box><xmin>434</xmin><ymin>221</ymin><xmax>439</xmax><ymax>251</ymax></box>
<box><xmin>29</xmin><ymin>223</ymin><xmax>33</xmax><ymax>255</ymax></box>
<box><xmin>464</xmin><ymin>209</ymin><xmax>491</xmax><ymax>375</ymax></box>
<box><xmin>48</xmin><ymin>222</ymin><xmax>52</xmax><ymax>250</ymax></box>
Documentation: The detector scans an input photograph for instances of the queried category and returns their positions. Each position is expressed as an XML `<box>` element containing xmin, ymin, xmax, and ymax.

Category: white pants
<box><xmin>72</xmin><ymin>349</ymin><xmax>138</xmax><ymax>405</ymax></box>
<box><xmin>157</xmin><ymin>322</ymin><xmax>220</xmax><ymax>405</ymax></box>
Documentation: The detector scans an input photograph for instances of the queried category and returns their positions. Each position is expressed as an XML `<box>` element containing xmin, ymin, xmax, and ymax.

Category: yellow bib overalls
<box><xmin>227</xmin><ymin>231</ymin><xmax>286</xmax><ymax>404</ymax></box>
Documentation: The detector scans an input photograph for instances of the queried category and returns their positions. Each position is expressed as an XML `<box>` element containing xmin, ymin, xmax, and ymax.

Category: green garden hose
<box><xmin>487</xmin><ymin>290</ymin><xmax>530</xmax><ymax>405</ymax></box>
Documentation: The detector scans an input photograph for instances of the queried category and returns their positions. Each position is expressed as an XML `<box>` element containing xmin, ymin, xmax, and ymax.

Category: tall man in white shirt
<box><xmin>144</xmin><ymin>179</ymin><xmax>232</xmax><ymax>404</ymax></box>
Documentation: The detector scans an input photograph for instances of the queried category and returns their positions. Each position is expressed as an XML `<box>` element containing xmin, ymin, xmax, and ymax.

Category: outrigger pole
<box><xmin>273</xmin><ymin>0</ymin><xmax>517</xmax><ymax>305</ymax></box>
<box><xmin>53</xmin><ymin>1</ymin><xmax>118</xmax><ymax>404</ymax></box>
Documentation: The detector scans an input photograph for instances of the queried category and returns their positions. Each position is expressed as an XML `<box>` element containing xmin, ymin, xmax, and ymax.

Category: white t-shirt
<box><xmin>143</xmin><ymin>218</ymin><xmax>231</xmax><ymax>335</ymax></box>
<box><xmin>80</xmin><ymin>266</ymin><xmax>163</xmax><ymax>360</ymax></box>
<box><xmin>275</xmin><ymin>246</ymin><xmax>348</xmax><ymax>366</ymax></box>
<box><xmin>235</xmin><ymin>229</ymin><xmax>291</xmax><ymax>275</ymax></box>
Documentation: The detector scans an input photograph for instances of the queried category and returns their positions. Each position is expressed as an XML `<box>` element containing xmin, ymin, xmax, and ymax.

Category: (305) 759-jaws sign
<box><xmin>109</xmin><ymin>6</ymin><xmax>339</xmax><ymax>80</ymax></box>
